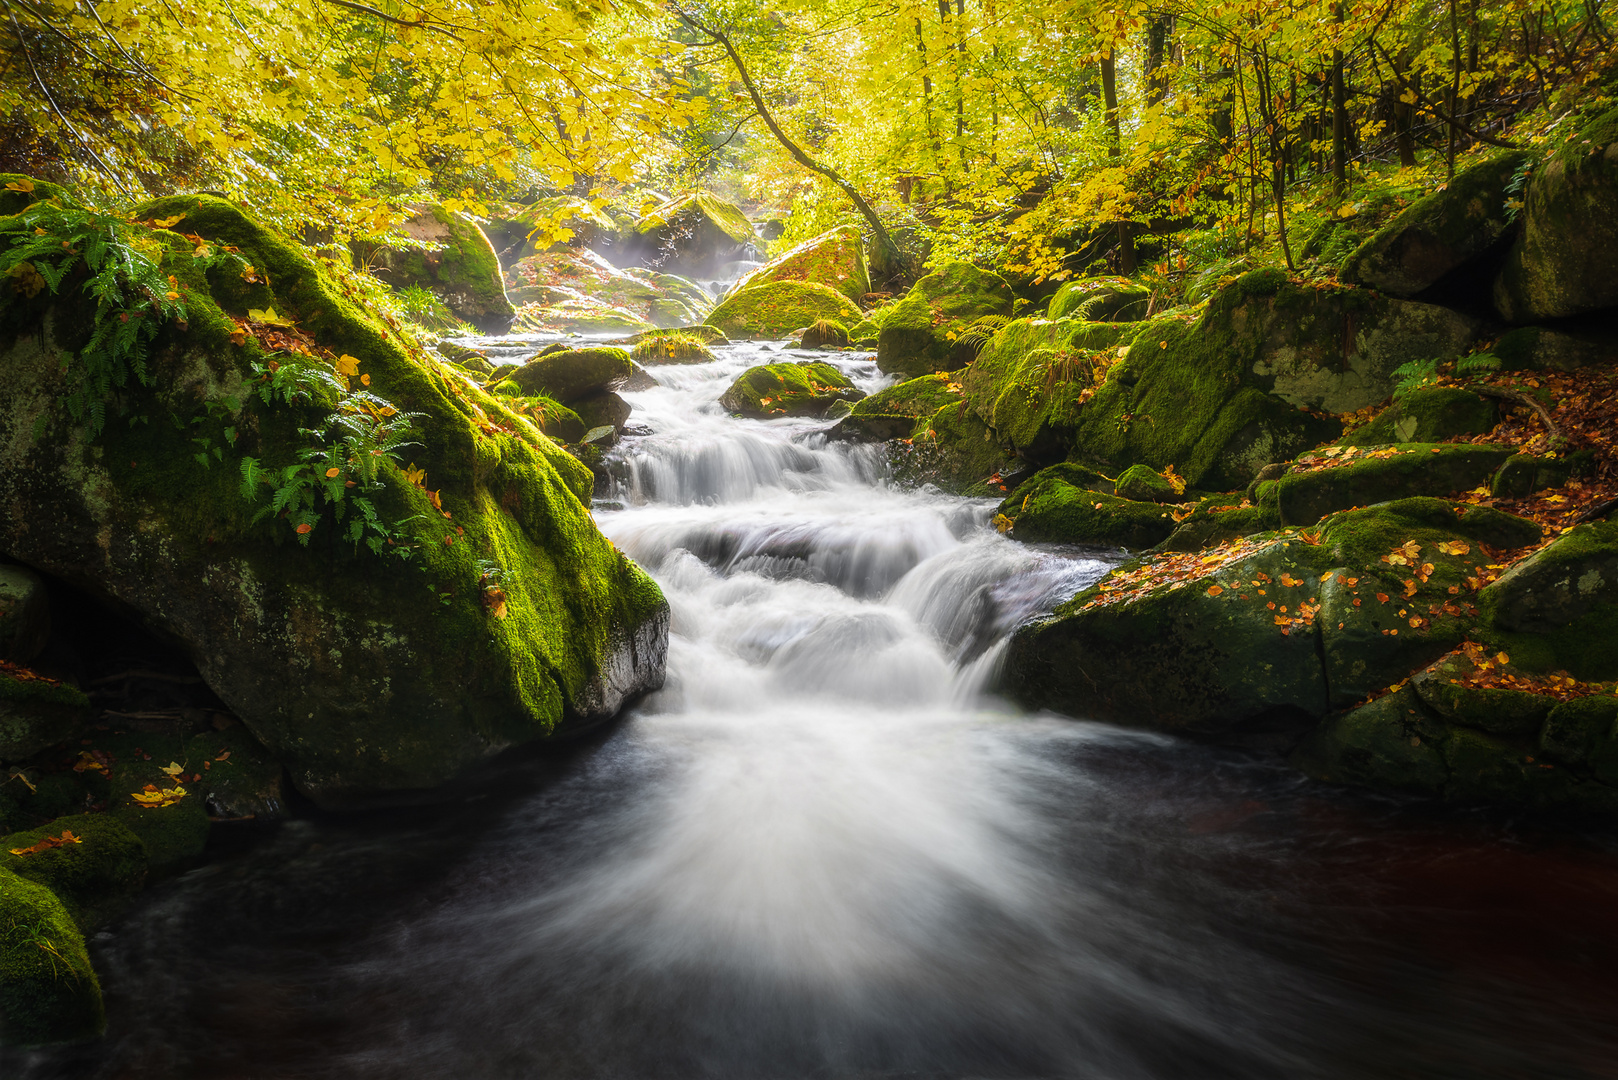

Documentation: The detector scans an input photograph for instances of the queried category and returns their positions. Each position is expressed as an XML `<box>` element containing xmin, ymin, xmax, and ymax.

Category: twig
<box><xmin>319</xmin><ymin>0</ymin><xmax>464</xmax><ymax>41</ymax></box>
<box><xmin>1573</xmin><ymin>497</ymin><xmax>1618</xmax><ymax>524</ymax></box>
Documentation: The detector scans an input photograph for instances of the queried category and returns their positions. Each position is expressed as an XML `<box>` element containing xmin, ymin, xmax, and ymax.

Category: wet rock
<box><xmin>505</xmin><ymin>248</ymin><xmax>712</xmax><ymax>331</ymax></box>
<box><xmin>618</xmin><ymin>192</ymin><xmax>756</xmax><ymax>280</ymax></box>
<box><xmin>1113</xmin><ymin>464</ymin><xmax>1182</xmax><ymax>504</ymax></box>
<box><xmin>1339</xmin><ymin>151</ymin><xmax>1535</xmax><ymax>296</ymax></box>
<box><xmin>719</xmin><ymin>362</ymin><xmax>863</xmax><ymax>418</ymax></box>
<box><xmin>876</xmin><ymin>261</ymin><xmax>1016</xmax><ymax>378</ymax></box>
<box><xmin>1004</xmin><ymin>482</ymin><xmax>1179</xmax><ymax>549</ymax></box>
<box><xmin>0</xmin><ymin>562</ymin><xmax>50</xmax><ymax>662</ymax></box>
<box><xmin>1494</xmin><ymin>106</ymin><xmax>1618</xmax><ymax>322</ymax></box>
<box><xmin>573</xmin><ymin>391</ymin><xmax>633</xmax><ymax>434</ymax></box>
<box><xmin>0</xmin><ymin>669</ymin><xmax>91</xmax><ymax>765</ymax></box>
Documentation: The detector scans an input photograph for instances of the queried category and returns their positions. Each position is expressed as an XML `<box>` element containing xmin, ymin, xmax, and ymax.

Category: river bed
<box><xmin>15</xmin><ymin>340</ymin><xmax>1618</xmax><ymax>1079</ymax></box>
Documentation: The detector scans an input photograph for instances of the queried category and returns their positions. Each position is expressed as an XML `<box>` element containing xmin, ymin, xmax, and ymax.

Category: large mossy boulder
<box><xmin>958</xmin><ymin>318</ymin><xmax>1134</xmax><ymax>465</ymax></box>
<box><xmin>0</xmin><ymin>668</ymin><xmax>91</xmax><ymax>765</ymax></box>
<box><xmin>360</xmin><ymin>205</ymin><xmax>515</xmax><ymax>333</ymax></box>
<box><xmin>1003</xmin><ymin>498</ymin><xmax>1542</xmax><ymax>732</ymax></box>
<box><xmin>1478</xmin><ymin>518</ymin><xmax>1618</xmax><ymax>680</ymax></box>
<box><xmin>1267</xmin><ymin>443</ymin><xmax>1518</xmax><ymax>526</ymax></box>
<box><xmin>1340</xmin><ymin>151</ymin><xmax>1536</xmax><ymax>297</ymax></box>
<box><xmin>1494</xmin><ymin>108</ymin><xmax>1618</xmax><ymax>322</ymax></box>
<box><xmin>1046</xmin><ymin>277</ymin><xmax>1152</xmax><ymax>321</ymax></box>
<box><xmin>734</xmin><ymin>225</ymin><xmax>870</xmax><ymax>302</ymax></box>
<box><xmin>718</xmin><ymin>362</ymin><xmax>863</xmax><ymax>418</ymax></box>
<box><xmin>876</xmin><ymin>261</ymin><xmax>1017</xmax><ymax>378</ymax></box>
<box><xmin>1058</xmin><ymin>271</ymin><xmax>1476</xmax><ymax>489</ymax></box>
<box><xmin>833</xmin><ymin>371</ymin><xmax>964</xmax><ymax>442</ymax></box>
<box><xmin>0</xmin><ymin>192</ymin><xmax>668</xmax><ymax>808</ymax></box>
<box><xmin>502</xmin><ymin>346</ymin><xmax>634</xmax><ymax>403</ymax></box>
<box><xmin>1000</xmin><ymin>469</ymin><xmax>1178</xmax><ymax>549</ymax></box>
<box><xmin>620</xmin><ymin>192</ymin><xmax>756</xmax><ymax>280</ymax></box>
<box><xmin>707</xmin><ymin>280</ymin><xmax>863</xmax><ymax>339</ymax></box>
<box><xmin>899</xmin><ymin>400</ymin><xmax>1019</xmax><ymax>496</ymax></box>
<box><xmin>1339</xmin><ymin>387</ymin><xmax>1498</xmax><ymax>446</ymax></box>
<box><xmin>0</xmin><ymin>867</ymin><xmax>103</xmax><ymax>1045</ymax></box>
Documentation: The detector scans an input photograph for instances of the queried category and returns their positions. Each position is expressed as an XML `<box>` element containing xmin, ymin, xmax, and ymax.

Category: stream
<box><xmin>15</xmin><ymin>340</ymin><xmax>1618</xmax><ymax>1079</ymax></box>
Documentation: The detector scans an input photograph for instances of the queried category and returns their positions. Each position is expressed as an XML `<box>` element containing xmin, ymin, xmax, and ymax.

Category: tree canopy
<box><xmin>3</xmin><ymin>0</ymin><xmax>1614</xmax><ymax>279</ymax></box>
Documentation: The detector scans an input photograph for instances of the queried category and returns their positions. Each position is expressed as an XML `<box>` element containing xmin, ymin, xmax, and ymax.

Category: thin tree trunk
<box><xmin>915</xmin><ymin>17</ymin><xmax>939</xmax><ymax>162</ymax></box>
<box><xmin>1100</xmin><ymin>50</ymin><xmax>1136</xmax><ymax>273</ymax></box>
<box><xmin>680</xmin><ymin>10</ymin><xmax>906</xmax><ymax>282</ymax></box>
<box><xmin>1145</xmin><ymin>16</ymin><xmax>1172</xmax><ymax>107</ymax></box>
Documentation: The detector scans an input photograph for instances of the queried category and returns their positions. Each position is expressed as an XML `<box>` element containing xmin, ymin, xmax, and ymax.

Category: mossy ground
<box><xmin>707</xmin><ymin>281</ymin><xmax>863</xmax><ymax>339</ymax></box>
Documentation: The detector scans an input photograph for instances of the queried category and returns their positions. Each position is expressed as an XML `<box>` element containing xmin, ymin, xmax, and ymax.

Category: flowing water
<box><xmin>15</xmin><ymin>341</ymin><xmax>1618</xmax><ymax>1079</ymax></box>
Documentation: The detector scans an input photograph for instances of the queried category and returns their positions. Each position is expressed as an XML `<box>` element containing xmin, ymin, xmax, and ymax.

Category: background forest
<box><xmin>3</xmin><ymin>0</ymin><xmax>1613</xmax><ymax>297</ymax></box>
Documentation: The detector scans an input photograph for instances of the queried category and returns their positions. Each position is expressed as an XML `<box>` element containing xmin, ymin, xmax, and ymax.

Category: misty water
<box><xmin>16</xmin><ymin>341</ymin><xmax>1618</xmax><ymax>1079</ymax></box>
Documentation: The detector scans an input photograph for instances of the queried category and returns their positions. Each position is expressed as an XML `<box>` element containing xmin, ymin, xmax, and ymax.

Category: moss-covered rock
<box><xmin>1490</xmin><ymin>450</ymin><xmax>1595</xmax><ymax>498</ymax></box>
<box><xmin>718</xmin><ymin>362</ymin><xmax>862</xmax><ymax>418</ymax></box>
<box><xmin>0</xmin><ymin>670</ymin><xmax>91</xmax><ymax>765</ymax></box>
<box><xmin>734</xmin><ymin>225</ymin><xmax>870</xmax><ymax>302</ymax></box>
<box><xmin>1155</xmin><ymin>503</ymin><xmax>1276</xmax><ymax>553</ymax></box>
<box><xmin>0</xmin><ymin>192</ymin><xmax>668</xmax><ymax>808</ymax></box>
<box><xmin>186</xmin><ymin>726</ymin><xmax>288</xmax><ymax>820</ymax></box>
<box><xmin>629</xmin><ymin>332</ymin><xmax>717</xmax><ymax>365</ymax></box>
<box><xmin>1494</xmin><ymin>107</ymin><xmax>1618</xmax><ymax>322</ymax></box>
<box><xmin>1273</xmin><ymin>443</ymin><xmax>1518</xmax><ymax>526</ymax></box>
<box><xmin>1340</xmin><ymin>151</ymin><xmax>1536</xmax><ymax>296</ymax></box>
<box><xmin>361</xmin><ymin>206</ymin><xmax>515</xmax><ymax>334</ymax></box>
<box><xmin>0</xmin><ymin>563</ymin><xmax>49</xmax><ymax>662</ymax></box>
<box><xmin>897</xmin><ymin>400</ymin><xmax>1019</xmax><ymax>496</ymax></box>
<box><xmin>1002</xmin><ymin>481</ymin><xmax>1179</xmax><ymax>549</ymax></box>
<box><xmin>1056</xmin><ymin>275</ymin><xmax>1474</xmax><ymax>489</ymax></box>
<box><xmin>1003</xmin><ymin>497</ymin><xmax>1543</xmax><ymax>732</ymax></box>
<box><xmin>1340</xmin><ymin>387</ymin><xmax>1498</xmax><ymax>447</ymax></box>
<box><xmin>0</xmin><ymin>867</ymin><xmax>103</xmax><ymax>1045</ymax></box>
<box><xmin>876</xmin><ymin>261</ymin><xmax>1017</xmax><ymax>378</ymax></box>
<box><xmin>504</xmin><ymin>346</ymin><xmax>633</xmax><ymax>403</ymax></box>
<box><xmin>958</xmin><ymin>318</ymin><xmax>1133</xmax><ymax>465</ymax></box>
<box><xmin>505</xmin><ymin>249</ymin><xmax>712</xmax><ymax>330</ymax></box>
<box><xmin>1296</xmin><ymin>685</ymin><xmax>1450</xmax><ymax>793</ymax></box>
<box><xmin>1046</xmin><ymin>277</ymin><xmax>1152</xmax><ymax>321</ymax></box>
<box><xmin>707</xmin><ymin>281</ymin><xmax>863</xmax><ymax>340</ymax></box>
<box><xmin>1114</xmin><ymin>464</ymin><xmax>1181</xmax><ymax>504</ymax></box>
<box><xmin>1479</xmin><ymin>518</ymin><xmax>1618</xmax><ymax>680</ymax></box>
<box><xmin>622</xmin><ymin>192</ymin><xmax>756</xmax><ymax>280</ymax></box>
<box><xmin>1491</xmin><ymin>324</ymin><xmax>1618</xmax><ymax>371</ymax></box>
<box><xmin>0</xmin><ymin>174</ymin><xmax>76</xmax><ymax>216</ymax></box>
<box><xmin>1</xmin><ymin>813</ymin><xmax>146</xmax><ymax>928</ymax></box>
<box><xmin>572</xmin><ymin>391</ymin><xmax>632</xmax><ymax>434</ymax></box>
<box><xmin>831</xmin><ymin>372</ymin><xmax>963</xmax><ymax>443</ymax></box>
<box><xmin>798</xmin><ymin>319</ymin><xmax>849</xmax><ymax>349</ymax></box>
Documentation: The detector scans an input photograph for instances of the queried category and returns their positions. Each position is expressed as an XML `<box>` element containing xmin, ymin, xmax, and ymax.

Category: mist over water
<box><xmin>20</xmin><ymin>341</ymin><xmax>1618</xmax><ymax>1080</ymax></box>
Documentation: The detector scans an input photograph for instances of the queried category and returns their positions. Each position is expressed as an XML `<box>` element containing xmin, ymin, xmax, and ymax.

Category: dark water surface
<box><xmin>15</xmin><ymin>341</ymin><xmax>1618</xmax><ymax>1080</ymax></box>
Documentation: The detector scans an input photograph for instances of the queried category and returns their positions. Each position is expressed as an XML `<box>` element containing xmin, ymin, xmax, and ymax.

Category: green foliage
<box><xmin>1393</xmin><ymin>353</ymin><xmax>1503</xmax><ymax>397</ymax></box>
<box><xmin>0</xmin><ymin>203</ymin><xmax>244</xmax><ymax>436</ymax></box>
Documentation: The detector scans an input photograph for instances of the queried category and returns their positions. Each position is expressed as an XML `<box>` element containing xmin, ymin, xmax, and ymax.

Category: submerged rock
<box><xmin>0</xmin><ymin>191</ymin><xmax>668</xmax><ymax>807</ymax></box>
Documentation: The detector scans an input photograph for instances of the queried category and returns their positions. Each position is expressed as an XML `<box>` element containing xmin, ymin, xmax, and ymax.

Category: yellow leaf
<box><xmin>334</xmin><ymin>354</ymin><xmax>361</xmax><ymax>377</ymax></box>
<box><xmin>247</xmin><ymin>307</ymin><xmax>292</xmax><ymax>326</ymax></box>
<box><xmin>160</xmin><ymin>761</ymin><xmax>184</xmax><ymax>776</ymax></box>
<box><xmin>150</xmin><ymin>213</ymin><xmax>186</xmax><ymax>228</ymax></box>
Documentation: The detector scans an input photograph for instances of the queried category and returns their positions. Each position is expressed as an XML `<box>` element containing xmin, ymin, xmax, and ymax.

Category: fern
<box><xmin>1456</xmin><ymin>352</ymin><xmax>1502</xmax><ymax>375</ymax></box>
<box><xmin>956</xmin><ymin>314</ymin><xmax>1011</xmax><ymax>355</ymax></box>
<box><xmin>1391</xmin><ymin>358</ymin><xmax>1441</xmax><ymax>398</ymax></box>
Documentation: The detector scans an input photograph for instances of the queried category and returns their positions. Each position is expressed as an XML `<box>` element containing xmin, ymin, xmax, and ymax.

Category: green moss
<box><xmin>736</xmin><ymin>225</ymin><xmax>870</xmax><ymax>301</ymax></box>
<box><xmin>630</xmin><ymin>333</ymin><xmax>717</xmax><ymax>364</ymax></box>
<box><xmin>1490</xmin><ymin>450</ymin><xmax>1595</xmax><ymax>497</ymax></box>
<box><xmin>3</xmin><ymin>194</ymin><xmax>668</xmax><ymax>805</ymax></box>
<box><xmin>1235</xmin><ymin>267</ymin><xmax>1289</xmax><ymax>296</ymax></box>
<box><xmin>1114</xmin><ymin>464</ymin><xmax>1180</xmax><ymax>503</ymax></box>
<box><xmin>1297</xmin><ymin>686</ymin><xmax>1449</xmax><ymax>793</ymax></box>
<box><xmin>0</xmin><ymin>867</ymin><xmax>103</xmax><ymax>1045</ymax></box>
<box><xmin>0</xmin><ymin>175</ymin><xmax>77</xmax><ymax>216</ymax></box>
<box><xmin>1154</xmin><ymin>503</ymin><xmax>1276</xmax><ymax>553</ymax></box>
<box><xmin>875</xmin><ymin>261</ymin><xmax>1016</xmax><ymax>378</ymax></box>
<box><xmin>1</xmin><ymin>674</ymin><xmax>92</xmax><ymax>765</ymax></box>
<box><xmin>1274</xmin><ymin>444</ymin><xmax>1518</xmax><ymax>525</ymax></box>
<box><xmin>636</xmin><ymin>192</ymin><xmax>754</xmax><ymax>245</ymax></box>
<box><xmin>707</xmin><ymin>281</ymin><xmax>863</xmax><ymax>339</ymax></box>
<box><xmin>1538</xmin><ymin>696</ymin><xmax>1618</xmax><ymax>783</ymax></box>
<box><xmin>899</xmin><ymin>401</ymin><xmax>1018</xmax><ymax>496</ymax></box>
<box><xmin>0</xmin><ymin>813</ymin><xmax>146</xmax><ymax>928</ymax></box>
<box><xmin>1340</xmin><ymin>387</ymin><xmax>1498</xmax><ymax>447</ymax></box>
<box><xmin>1046</xmin><ymin>278</ymin><xmax>1152</xmax><ymax>321</ymax></box>
<box><xmin>505</xmin><ymin>346</ymin><xmax>632</xmax><ymax>402</ymax></box>
<box><xmin>1479</xmin><ymin>518</ymin><xmax>1618</xmax><ymax>679</ymax></box>
<box><xmin>851</xmin><ymin>372</ymin><xmax>963</xmax><ymax>421</ymax></box>
<box><xmin>1006</xmin><ymin>482</ymin><xmax>1179</xmax><ymax>548</ymax></box>
<box><xmin>718</xmin><ymin>362</ymin><xmax>860</xmax><ymax>418</ymax></box>
<box><xmin>799</xmin><ymin>319</ymin><xmax>849</xmax><ymax>349</ymax></box>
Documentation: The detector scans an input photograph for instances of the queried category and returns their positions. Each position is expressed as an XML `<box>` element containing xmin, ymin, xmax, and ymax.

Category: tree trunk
<box><xmin>1099</xmin><ymin>50</ymin><xmax>1136</xmax><ymax>273</ymax></box>
<box><xmin>915</xmin><ymin>17</ymin><xmax>939</xmax><ymax>163</ymax></box>
<box><xmin>1145</xmin><ymin>16</ymin><xmax>1172</xmax><ymax>107</ymax></box>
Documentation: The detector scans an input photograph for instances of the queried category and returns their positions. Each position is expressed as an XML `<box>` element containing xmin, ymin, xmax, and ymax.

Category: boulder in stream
<box><xmin>357</xmin><ymin>205</ymin><xmax>516</xmax><ymax>334</ymax></box>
